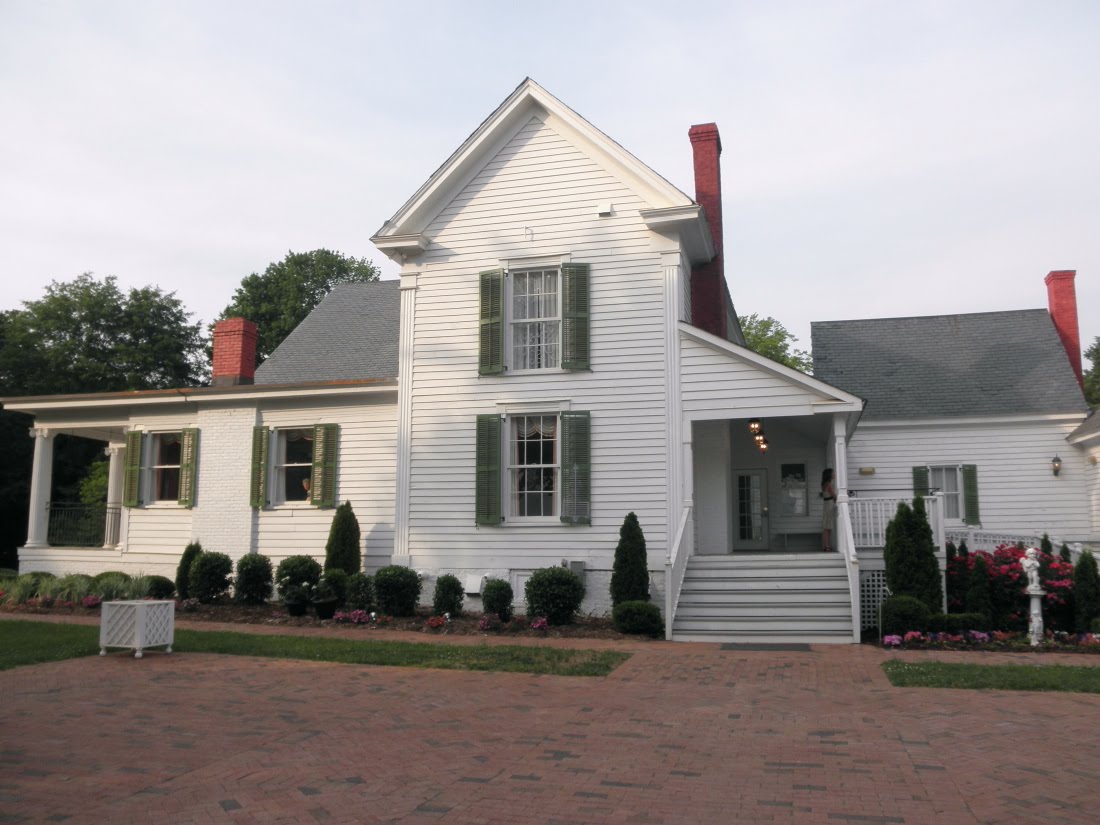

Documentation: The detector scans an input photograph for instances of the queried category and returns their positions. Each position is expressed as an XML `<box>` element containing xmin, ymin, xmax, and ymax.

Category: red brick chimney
<box><xmin>689</xmin><ymin>123</ymin><xmax>728</xmax><ymax>339</ymax></box>
<box><xmin>212</xmin><ymin>318</ymin><xmax>258</xmax><ymax>386</ymax></box>
<box><xmin>1045</xmin><ymin>270</ymin><xmax>1083</xmax><ymax>389</ymax></box>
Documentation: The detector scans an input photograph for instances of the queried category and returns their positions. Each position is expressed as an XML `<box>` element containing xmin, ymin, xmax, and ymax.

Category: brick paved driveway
<box><xmin>3</xmin><ymin>628</ymin><xmax>1098</xmax><ymax>824</ymax></box>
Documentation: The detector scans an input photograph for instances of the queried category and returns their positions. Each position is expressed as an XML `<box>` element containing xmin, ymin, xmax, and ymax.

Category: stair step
<box><xmin>675</xmin><ymin>606</ymin><xmax>852</xmax><ymax>620</ymax></box>
<box><xmin>673</xmin><ymin>617</ymin><xmax>853</xmax><ymax>632</ymax></box>
<box><xmin>672</xmin><ymin>631</ymin><xmax>855</xmax><ymax>644</ymax></box>
<box><xmin>675</xmin><ymin>590</ymin><xmax>850</xmax><ymax>604</ymax></box>
<box><xmin>681</xmin><ymin>579</ymin><xmax>849</xmax><ymax>592</ymax></box>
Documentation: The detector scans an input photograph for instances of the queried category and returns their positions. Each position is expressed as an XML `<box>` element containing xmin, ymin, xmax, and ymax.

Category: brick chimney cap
<box><xmin>214</xmin><ymin>317</ymin><xmax>258</xmax><ymax>335</ymax></box>
<box><xmin>1044</xmin><ymin>270</ymin><xmax>1076</xmax><ymax>284</ymax></box>
<box><xmin>688</xmin><ymin>123</ymin><xmax>722</xmax><ymax>151</ymax></box>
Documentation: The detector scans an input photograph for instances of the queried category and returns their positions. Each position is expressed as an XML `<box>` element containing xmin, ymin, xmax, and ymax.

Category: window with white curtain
<box><xmin>508</xmin><ymin>414</ymin><xmax>558</xmax><ymax>517</ymax></box>
<box><xmin>928</xmin><ymin>465</ymin><xmax>962</xmax><ymax>521</ymax></box>
<box><xmin>275</xmin><ymin>428</ymin><xmax>314</xmax><ymax>503</ymax></box>
<box><xmin>146</xmin><ymin>432</ymin><xmax>182</xmax><ymax>502</ymax></box>
<box><xmin>509</xmin><ymin>269</ymin><xmax>560</xmax><ymax>370</ymax></box>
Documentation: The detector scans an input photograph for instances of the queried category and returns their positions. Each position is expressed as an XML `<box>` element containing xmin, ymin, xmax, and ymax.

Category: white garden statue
<box><xmin>1022</xmin><ymin>547</ymin><xmax>1043</xmax><ymax>593</ymax></box>
<box><xmin>1021</xmin><ymin>547</ymin><xmax>1045</xmax><ymax>646</ymax></box>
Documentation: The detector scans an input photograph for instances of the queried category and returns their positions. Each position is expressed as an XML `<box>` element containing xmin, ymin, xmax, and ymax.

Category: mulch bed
<box><xmin>1</xmin><ymin>601</ymin><xmax>633</xmax><ymax>640</ymax></box>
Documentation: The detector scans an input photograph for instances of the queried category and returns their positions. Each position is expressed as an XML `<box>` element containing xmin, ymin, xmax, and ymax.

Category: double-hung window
<box><xmin>121</xmin><ymin>428</ymin><xmax>199</xmax><ymax>508</ymax></box>
<box><xmin>476</xmin><ymin>410</ymin><xmax>590</xmax><ymax>526</ymax></box>
<box><xmin>250</xmin><ymin>424</ymin><xmax>338</xmax><ymax>509</ymax></box>
<box><xmin>478</xmin><ymin>263</ymin><xmax>590</xmax><ymax>375</ymax></box>
<box><xmin>913</xmin><ymin>464</ymin><xmax>980</xmax><ymax>526</ymax></box>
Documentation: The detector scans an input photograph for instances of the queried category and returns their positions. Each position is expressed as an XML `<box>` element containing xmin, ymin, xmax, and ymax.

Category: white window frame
<box><xmin>506</xmin><ymin>267</ymin><xmax>562</xmax><ymax>373</ymax></box>
<box><xmin>504</xmin><ymin>412</ymin><xmax>560</xmax><ymax>522</ymax></box>
<box><xmin>143</xmin><ymin>431</ymin><xmax>182</xmax><ymax>506</ymax></box>
<box><xmin>928</xmin><ymin>464</ymin><xmax>964</xmax><ymax>524</ymax></box>
<box><xmin>271</xmin><ymin>427</ymin><xmax>314</xmax><ymax>506</ymax></box>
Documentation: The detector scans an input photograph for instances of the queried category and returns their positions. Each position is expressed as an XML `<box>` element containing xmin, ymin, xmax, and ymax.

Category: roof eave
<box><xmin>640</xmin><ymin>205</ymin><xmax>715</xmax><ymax>264</ymax></box>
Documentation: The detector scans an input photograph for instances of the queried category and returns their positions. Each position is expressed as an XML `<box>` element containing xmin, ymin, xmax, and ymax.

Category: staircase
<box><xmin>671</xmin><ymin>554</ymin><xmax>855</xmax><ymax>644</ymax></box>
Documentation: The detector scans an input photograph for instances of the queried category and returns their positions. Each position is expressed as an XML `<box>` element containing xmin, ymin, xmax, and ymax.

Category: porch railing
<box><xmin>47</xmin><ymin>503</ymin><xmax>122</xmax><ymax>548</ymax></box>
<box><xmin>664</xmin><ymin>503</ymin><xmax>694</xmax><ymax>640</ymax></box>
<box><xmin>849</xmin><ymin>494</ymin><xmax>945</xmax><ymax>550</ymax></box>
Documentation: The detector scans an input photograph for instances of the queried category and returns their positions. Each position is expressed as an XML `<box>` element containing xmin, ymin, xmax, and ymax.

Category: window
<box><xmin>510</xmin><ymin>269</ymin><xmax>560</xmax><ymax>370</ymax></box>
<box><xmin>250</xmin><ymin>424</ymin><xmax>338</xmax><ymax>509</ymax></box>
<box><xmin>276</xmin><ymin>428</ymin><xmax>314</xmax><ymax>503</ymax></box>
<box><xmin>148</xmin><ymin>433</ymin><xmax>181</xmax><ymax>502</ymax></box>
<box><xmin>914</xmin><ymin>463</ymin><xmax>980</xmax><ymax>526</ymax></box>
<box><xmin>928</xmin><ymin>466</ymin><xmax>962</xmax><ymax>520</ymax></box>
<box><xmin>508</xmin><ymin>414</ymin><xmax>559</xmax><ymax>517</ymax></box>
<box><xmin>475</xmin><ymin>410</ymin><xmax>590</xmax><ymax>525</ymax></box>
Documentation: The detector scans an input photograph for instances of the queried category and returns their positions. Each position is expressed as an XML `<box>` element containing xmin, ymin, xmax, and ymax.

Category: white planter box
<box><xmin>99</xmin><ymin>600</ymin><xmax>175</xmax><ymax>658</ymax></box>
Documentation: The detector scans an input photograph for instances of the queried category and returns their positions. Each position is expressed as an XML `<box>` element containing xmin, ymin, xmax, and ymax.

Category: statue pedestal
<box><xmin>1027</xmin><ymin>587</ymin><xmax>1046</xmax><ymax>647</ymax></box>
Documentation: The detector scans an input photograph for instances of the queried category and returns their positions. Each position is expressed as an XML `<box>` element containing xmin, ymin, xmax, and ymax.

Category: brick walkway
<box><xmin>3</xmin><ymin>618</ymin><xmax>1098</xmax><ymax>824</ymax></box>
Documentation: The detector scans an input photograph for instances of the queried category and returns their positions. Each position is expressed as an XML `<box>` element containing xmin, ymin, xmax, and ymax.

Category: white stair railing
<box><xmin>664</xmin><ymin>503</ymin><xmax>694</xmax><ymax>640</ymax></box>
<box><xmin>835</xmin><ymin>496</ymin><xmax>861</xmax><ymax>643</ymax></box>
<box><xmin>849</xmin><ymin>495</ymin><xmax>945</xmax><ymax>549</ymax></box>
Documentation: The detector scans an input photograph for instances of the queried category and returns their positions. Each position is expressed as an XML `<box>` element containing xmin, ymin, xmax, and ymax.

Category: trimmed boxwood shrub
<box><xmin>176</xmin><ymin>542</ymin><xmax>203</xmax><ymax>599</ymax></box>
<box><xmin>146</xmin><ymin>575</ymin><xmax>176</xmax><ymax>599</ymax></box>
<box><xmin>482</xmin><ymin>579</ymin><xmax>513</xmax><ymax>622</ymax></box>
<box><xmin>324</xmin><ymin>501</ymin><xmax>362</xmax><ymax>576</ymax></box>
<box><xmin>92</xmin><ymin>570</ymin><xmax>130</xmax><ymax>586</ymax></box>
<box><xmin>525</xmin><ymin>567</ymin><xmax>585</xmax><ymax>625</ymax></box>
<box><xmin>929</xmin><ymin>612</ymin><xmax>989</xmax><ymax>633</ymax></box>
<box><xmin>611</xmin><ymin>512</ymin><xmax>649</xmax><ymax>606</ymax></box>
<box><xmin>346</xmin><ymin>572</ymin><xmax>374</xmax><ymax>611</ymax></box>
<box><xmin>188</xmin><ymin>552</ymin><xmax>233</xmax><ymax>603</ymax></box>
<box><xmin>881</xmin><ymin>594</ymin><xmax>931</xmax><ymax>635</ymax></box>
<box><xmin>612</xmin><ymin>600</ymin><xmax>662</xmax><ymax>636</ymax></box>
<box><xmin>275</xmin><ymin>555</ymin><xmax>323</xmax><ymax>599</ymax></box>
<box><xmin>433</xmin><ymin>574</ymin><xmax>464</xmax><ymax>616</ymax></box>
<box><xmin>235</xmin><ymin>554</ymin><xmax>274</xmax><ymax>604</ymax></box>
<box><xmin>321</xmin><ymin>569</ymin><xmax>349</xmax><ymax>606</ymax></box>
<box><xmin>374</xmin><ymin>566</ymin><xmax>421</xmax><ymax>616</ymax></box>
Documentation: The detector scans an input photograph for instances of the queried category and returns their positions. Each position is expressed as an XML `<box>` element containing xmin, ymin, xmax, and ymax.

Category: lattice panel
<box><xmin>860</xmin><ymin>571</ymin><xmax>888</xmax><ymax>630</ymax></box>
<box><xmin>100</xmin><ymin>604</ymin><xmax>136</xmax><ymax>647</ymax></box>
<box><xmin>100</xmin><ymin>601</ymin><xmax>174</xmax><ymax>656</ymax></box>
<box><xmin>143</xmin><ymin>603</ymin><xmax>174</xmax><ymax>647</ymax></box>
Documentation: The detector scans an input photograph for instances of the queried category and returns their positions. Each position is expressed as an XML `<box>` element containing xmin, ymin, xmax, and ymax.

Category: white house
<box><xmin>4</xmin><ymin>79</ymin><xmax>1096</xmax><ymax>643</ymax></box>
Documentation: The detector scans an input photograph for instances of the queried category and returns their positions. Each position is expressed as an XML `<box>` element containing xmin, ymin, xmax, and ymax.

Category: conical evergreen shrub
<box><xmin>883</xmin><ymin>498</ymin><xmax>943</xmax><ymax>613</ymax></box>
<box><xmin>1073</xmin><ymin>549</ymin><xmax>1100</xmax><ymax>633</ymax></box>
<box><xmin>176</xmin><ymin>542</ymin><xmax>203</xmax><ymax>599</ymax></box>
<box><xmin>965</xmin><ymin>554</ymin><xmax>993</xmax><ymax>621</ymax></box>
<box><xmin>324</xmin><ymin>501</ymin><xmax>361</xmax><ymax>575</ymax></box>
<box><xmin>1060</xmin><ymin>542</ymin><xmax>1073</xmax><ymax>563</ymax></box>
<box><xmin>610</xmin><ymin>512</ymin><xmax>649</xmax><ymax>606</ymax></box>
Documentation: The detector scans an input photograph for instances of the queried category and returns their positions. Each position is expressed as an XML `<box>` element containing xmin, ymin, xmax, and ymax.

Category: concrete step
<box><xmin>675</xmin><ymin>590</ymin><xmax>851</xmax><ymax>605</ymax></box>
<box><xmin>672</xmin><ymin>617</ymin><xmax>853</xmax><ymax>633</ymax></box>
<box><xmin>675</xmin><ymin>603</ymin><xmax>853</xmax><ymax>619</ymax></box>
<box><xmin>681</xmin><ymin>576</ymin><xmax>849</xmax><ymax>591</ymax></box>
<box><xmin>671</xmin><ymin>631</ymin><xmax>855</xmax><ymax>644</ymax></box>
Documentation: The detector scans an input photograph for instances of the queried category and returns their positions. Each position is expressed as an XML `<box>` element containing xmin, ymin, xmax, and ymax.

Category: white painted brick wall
<box><xmin>191</xmin><ymin>406</ymin><xmax>257</xmax><ymax>560</ymax></box>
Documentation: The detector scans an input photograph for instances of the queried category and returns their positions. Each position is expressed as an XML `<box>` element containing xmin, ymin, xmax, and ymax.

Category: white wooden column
<box><xmin>104</xmin><ymin>443</ymin><xmax>125</xmax><ymax>547</ymax></box>
<box><xmin>24</xmin><ymin>427</ymin><xmax>53</xmax><ymax>549</ymax></box>
<box><xmin>393</xmin><ymin>271</ymin><xmax>418</xmax><ymax>565</ymax></box>
<box><xmin>661</xmin><ymin>250</ymin><xmax>684</xmax><ymax>558</ymax></box>
<box><xmin>832</xmin><ymin>413</ymin><xmax>849</xmax><ymax>498</ymax></box>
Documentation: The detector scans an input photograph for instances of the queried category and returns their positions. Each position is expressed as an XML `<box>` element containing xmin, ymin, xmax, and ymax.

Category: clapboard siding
<box><xmin>846</xmin><ymin>419</ymin><xmax>1092</xmax><ymax>539</ymax></box>
<box><xmin>257</xmin><ymin>396</ymin><xmax>398</xmax><ymax>566</ymax></box>
<box><xmin>406</xmin><ymin>115</ymin><xmax>670</xmax><ymax>575</ymax></box>
<box><xmin>680</xmin><ymin>334</ymin><xmax>830</xmax><ymax>417</ymax></box>
<box><xmin>1086</xmin><ymin>445</ymin><xmax>1100</xmax><ymax>539</ymax></box>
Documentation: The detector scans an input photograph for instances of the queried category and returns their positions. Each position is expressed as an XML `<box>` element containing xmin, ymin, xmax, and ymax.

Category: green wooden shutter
<box><xmin>122</xmin><ymin>430</ymin><xmax>144</xmax><ymax>508</ymax></box>
<box><xmin>962</xmin><ymin>464</ymin><xmax>981</xmax><ymax>526</ymax></box>
<box><xmin>478</xmin><ymin>269</ymin><xmax>505</xmax><ymax>375</ymax></box>
<box><xmin>311</xmin><ymin>424</ymin><xmax>339</xmax><ymax>508</ymax></box>
<box><xmin>912</xmin><ymin>466</ymin><xmax>929</xmax><ymax>497</ymax></box>
<box><xmin>250</xmin><ymin>426</ymin><xmax>269</xmax><ymax>508</ymax></box>
<box><xmin>177</xmin><ymin>428</ymin><xmax>199</xmax><ymax>508</ymax></box>
<box><xmin>561</xmin><ymin>263</ymin><xmax>590</xmax><ymax>370</ymax></box>
<box><xmin>475</xmin><ymin>414</ymin><xmax>502</xmax><ymax>525</ymax></box>
<box><xmin>560</xmin><ymin>411</ymin><xmax>591</xmax><ymax>525</ymax></box>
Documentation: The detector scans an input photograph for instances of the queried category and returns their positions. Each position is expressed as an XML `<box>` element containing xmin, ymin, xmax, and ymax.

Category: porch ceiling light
<box><xmin>1052</xmin><ymin>455</ymin><xmax>1062</xmax><ymax>476</ymax></box>
<box><xmin>753</xmin><ymin>430</ymin><xmax>766</xmax><ymax>444</ymax></box>
<box><xmin>759</xmin><ymin>439</ymin><xmax>769</xmax><ymax>453</ymax></box>
<box><xmin>748</xmin><ymin>418</ymin><xmax>761</xmax><ymax>434</ymax></box>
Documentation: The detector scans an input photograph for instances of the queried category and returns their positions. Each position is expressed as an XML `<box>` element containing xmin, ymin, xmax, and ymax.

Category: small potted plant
<box><xmin>282</xmin><ymin>581</ymin><xmax>312</xmax><ymax>617</ymax></box>
<box><xmin>310</xmin><ymin>578</ymin><xmax>340</xmax><ymax>620</ymax></box>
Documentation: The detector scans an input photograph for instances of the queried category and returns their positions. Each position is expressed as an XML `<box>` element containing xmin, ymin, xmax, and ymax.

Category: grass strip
<box><xmin>883</xmin><ymin>660</ymin><xmax>1100</xmax><ymax>693</ymax></box>
<box><xmin>0</xmin><ymin>620</ymin><xmax>630</xmax><ymax>677</ymax></box>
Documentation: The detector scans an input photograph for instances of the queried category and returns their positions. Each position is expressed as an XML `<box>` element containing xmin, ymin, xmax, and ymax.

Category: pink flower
<box><xmin>883</xmin><ymin>635</ymin><xmax>902</xmax><ymax>647</ymax></box>
<box><xmin>903</xmin><ymin>631</ymin><xmax>924</xmax><ymax>643</ymax></box>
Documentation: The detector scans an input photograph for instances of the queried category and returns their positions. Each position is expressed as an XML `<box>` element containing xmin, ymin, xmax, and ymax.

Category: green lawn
<box><xmin>0</xmin><ymin>620</ymin><xmax>630</xmax><ymax>677</ymax></box>
<box><xmin>883</xmin><ymin>660</ymin><xmax>1100</xmax><ymax>693</ymax></box>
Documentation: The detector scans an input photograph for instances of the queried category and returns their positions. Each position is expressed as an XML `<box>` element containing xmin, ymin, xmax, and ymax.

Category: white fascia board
<box><xmin>3</xmin><ymin>383</ymin><xmax>398</xmax><ymax>414</ymax></box>
<box><xmin>371</xmin><ymin>78</ymin><xmax>694</xmax><ymax>246</ymax></box>
<box><xmin>858</xmin><ymin>413</ymin><xmax>1087</xmax><ymax>430</ymax></box>
<box><xmin>372</xmin><ymin>233</ymin><xmax>430</xmax><ymax>262</ymax></box>
<box><xmin>678</xmin><ymin>322</ymin><xmax>864</xmax><ymax>411</ymax></box>
<box><xmin>640</xmin><ymin>205</ymin><xmax>715</xmax><ymax>264</ymax></box>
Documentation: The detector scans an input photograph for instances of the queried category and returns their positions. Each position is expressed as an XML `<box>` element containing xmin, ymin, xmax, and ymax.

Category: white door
<box><xmin>732</xmin><ymin>470</ymin><xmax>769</xmax><ymax>551</ymax></box>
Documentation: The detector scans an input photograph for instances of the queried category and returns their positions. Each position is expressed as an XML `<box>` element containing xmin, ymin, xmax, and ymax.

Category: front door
<box><xmin>733</xmin><ymin>469</ymin><xmax>769</xmax><ymax>551</ymax></box>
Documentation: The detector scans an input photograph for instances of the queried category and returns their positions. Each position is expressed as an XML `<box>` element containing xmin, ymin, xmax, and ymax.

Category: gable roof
<box><xmin>1069</xmin><ymin>410</ymin><xmax>1100</xmax><ymax>445</ymax></box>
<box><xmin>811</xmin><ymin>309</ymin><xmax>1086</xmax><ymax>420</ymax></box>
<box><xmin>370</xmin><ymin>78</ymin><xmax>709</xmax><ymax>261</ymax></box>
<box><xmin>255</xmin><ymin>281</ymin><xmax>400</xmax><ymax>384</ymax></box>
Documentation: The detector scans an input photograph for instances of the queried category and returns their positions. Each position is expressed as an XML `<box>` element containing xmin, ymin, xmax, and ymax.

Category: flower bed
<box><xmin>883</xmin><ymin>629</ymin><xmax>1100</xmax><ymax>653</ymax></box>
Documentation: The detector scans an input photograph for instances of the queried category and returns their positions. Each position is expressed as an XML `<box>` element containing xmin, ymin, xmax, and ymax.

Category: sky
<box><xmin>1</xmin><ymin>0</ymin><xmax>1097</xmax><ymax>366</ymax></box>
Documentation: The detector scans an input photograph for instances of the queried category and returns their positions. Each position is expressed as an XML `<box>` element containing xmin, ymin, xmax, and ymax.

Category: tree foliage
<box><xmin>610</xmin><ymin>512</ymin><xmax>649</xmax><ymax>606</ymax></box>
<box><xmin>1084</xmin><ymin>336</ymin><xmax>1100</xmax><ymax>407</ymax></box>
<box><xmin>883</xmin><ymin>498</ymin><xmax>943</xmax><ymax>613</ymax></box>
<box><xmin>1074</xmin><ymin>549</ymin><xmax>1100</xmax><ymax>633</ymax></box>
<box><xmin>738</xmin><ymin>313</ymin><xmax>812</xmax><ymax>373</ymax></box>
<box><xmin>324</xmin><ymin>501</ymin><xmax>362</xmax><ymax>575</ymax></box>
<box><xmin>219</xmin><ymin>249</ymin><xmax>380</xmax><ymax>363</ymax></box>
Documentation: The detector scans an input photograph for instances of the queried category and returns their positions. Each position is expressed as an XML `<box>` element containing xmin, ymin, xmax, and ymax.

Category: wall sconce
<box><xmin>1051</xmin><ymin>455</ymin><xmax>1062</xmax><ymax>476</ymax></box>
<box><xmin>748</xmin><ymin>419</ymin><xmax>761</xmax><ymax>435</ymax></box>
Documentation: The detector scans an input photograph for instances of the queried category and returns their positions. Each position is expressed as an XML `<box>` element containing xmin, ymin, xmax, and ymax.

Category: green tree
<box><xmin>610</xmin><ymin>512</ymin><xmax>649</xmax><ymax>606</ymax></box>
<box><xmin>738</xmin><ymin>313</ymin><xmax>812</xmax><ymax>372</ymax></box>
<box><xmin>883</xmin><ymin>498</ymin><xmax>943</xmax><ymax>613</ymax></box>
<box><xmin>1084</xmin><ymin>336</ymin><xmax>1100</xmax><ymax>407</ymax></box>
<box><xmin>1074</xmin><ymin>549</ymin><xmax>1100</xmax><ymax>633</ymax></box>
<box><xmin>0</xmin><ymin>274</ymin><xmax>206</xmax><ymax>568</ymax></box>
<box><xmin>324</xmin><ymin>501</ymin><xmax>362</xmax><ymax>575</ymax></box>
<box><xmin>219</xmin><ymin>249</ymin><xmax>380</xmax><ymax>364</ymax></box>
<box><xmin>965</xmin><ymin>554</ymin><xmax>993</xmax><ymax>620</ymax></box>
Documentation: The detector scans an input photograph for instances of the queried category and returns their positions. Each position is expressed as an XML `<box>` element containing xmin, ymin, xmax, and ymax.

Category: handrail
<box><xmin>664</xmin><ymin>503</ymin><xmax>694</xmax><ymax>640</ymax></box>
<box><xmin>835</xmin><ymin>496</ymin><xmax>860</xmax><ymax>642</ymax></box>
<box><xmin>848</xmin><ymin>494</ymin><xmax>945</xmax><ymax>549</ymax></box>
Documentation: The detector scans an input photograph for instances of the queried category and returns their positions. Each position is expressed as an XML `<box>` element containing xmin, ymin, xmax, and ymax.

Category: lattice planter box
<box><xmin>99</xmin><ymin>600</ymin><xmax>175</xmax><ymax>658</ymax></box>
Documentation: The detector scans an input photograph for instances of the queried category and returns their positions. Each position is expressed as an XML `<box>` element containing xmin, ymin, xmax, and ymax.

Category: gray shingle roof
<box><xmin>811</xmin><ymin>309</ymin><xmax>1086</xmax><ymax>419</ymax></box>
<box><xmin>1070</xmin><ymin>410</ymin><xmax>1100</xmax><ymax>443</ymax></box>
<box><xmin>255</xmin><ymin>280</ymin><xmax>400</xmax><ymax>384</ymax></box>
